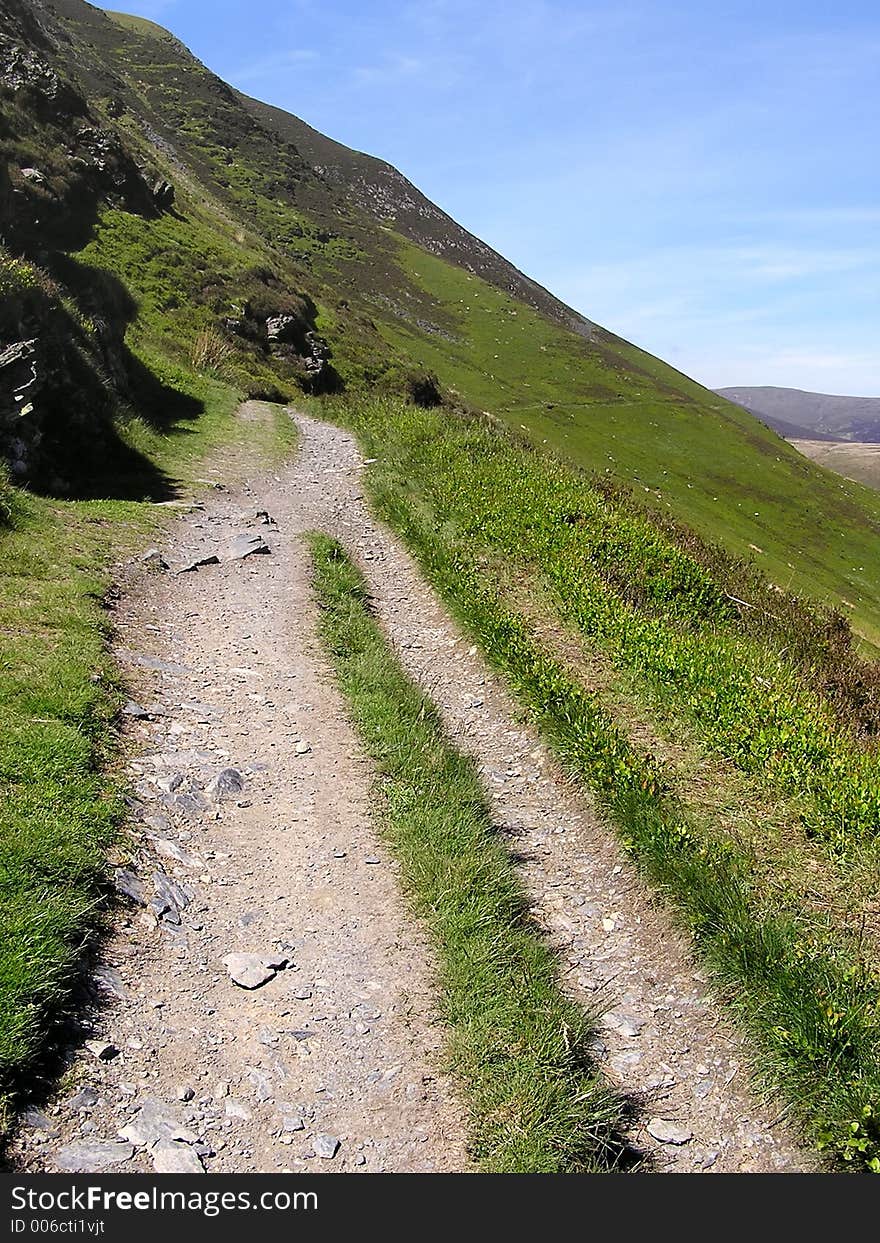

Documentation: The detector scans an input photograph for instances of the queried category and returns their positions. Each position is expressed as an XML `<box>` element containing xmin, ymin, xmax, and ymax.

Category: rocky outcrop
<box><xmin>0</xmin><ymin>36</ymin><xmax>85</xmax><ymax>119</ymax></box>
<box><xmin>151</xmin><ymin>178</ymin><xmax>175</xmax><ymax>211</ymax></box>
<box><xmin>0</xmin><ymin>252</ymin><xmax>133</xmax><ymax>490</ymax></box>
<box><xmin>265</xmin><ymin>314</ymin><xmax>300</xmax><ymax>344</ymax></box>
<box><xmin>0</xmin><ymin>338</ymin><xmax>41</xmax><ymax>477</ymax></box>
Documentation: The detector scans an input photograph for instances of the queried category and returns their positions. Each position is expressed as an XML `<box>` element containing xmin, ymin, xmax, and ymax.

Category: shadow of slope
<box><xmin>2</xmin><ymin>253</ymin><xmax>204</xmax><ymax>501</ymax></box>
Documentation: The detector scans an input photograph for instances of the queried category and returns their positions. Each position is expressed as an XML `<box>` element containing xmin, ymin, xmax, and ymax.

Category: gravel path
<box><xmin>11</xmin><ymin>405</ymin><xmax>813</xmax><ymax>1174</ymax></box>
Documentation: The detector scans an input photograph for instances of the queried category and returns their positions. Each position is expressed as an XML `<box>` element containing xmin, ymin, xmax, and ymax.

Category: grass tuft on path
<box><xmin>308</xmin><ymin>532</ymin><xmax>630</xmax><ymax>1173</ymax></box>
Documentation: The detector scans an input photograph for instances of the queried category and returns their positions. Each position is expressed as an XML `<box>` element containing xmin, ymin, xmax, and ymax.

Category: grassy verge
<box><xmin>336</xmin><ymin>398</ymin><xmax>880</xmax><ymax>849</ymax></box>
<box><xmin>308</xmin><ymin>532</ymin><xmax>629</xmax><ymax>1172</ymax></box>
<box><xmin>0</xmin><ymin>387</ymin><xmax>296</xmax><ymax>1125</ymax></box>
<box><xmin>317</xmin><ymin>394</ymin><xmax>880</xmax><ymax>1170</ymax></box>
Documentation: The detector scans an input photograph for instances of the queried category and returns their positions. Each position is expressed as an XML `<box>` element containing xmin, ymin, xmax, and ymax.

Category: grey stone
<box><xmin>148</xmin><ymin>836</ymin><xmax>200</xmax><ymax>868</ymax></box>
<box><xmin>312</xmin><ymin>1134</ymin><xmax>340</xmax><ymax>1160</ymax></box>
<box><xmin>157</xmin><ymin>773</ymin><xmax>184</xmax><ymax>794</ymax></box>
<box><xmin>603</xmin><ymin>1011</ymin><xmax>645</xmax><ymax>1038</ymax></box>
<box><xmin>22</xmin><ymin>1107</ymin><xmax>55</xmax><ymax>1131</ymax></box>
<box><xmin>127</xmin><ymin>653</ymin><xmax>191</xmax><ymax>676</ymax></box>
<box><xmin>84</xmin><ymin>1040</ymin><xmax>118</xmax><ymax>1061</ymax></box>
<box><xmin>281</xmin><ymin>1116</ymin><xmax>304</xmax><ymax>1133</ymax></box>
<box><xmin>123</xmin><ymin>700</ymin><xmax>150</xmax><ymax>719</ymax></box>
<box><xmin>56</xmin><ymin>1140</ymin><xmax>134</xmax><ymax>1171</ymax></box>
<box><xmin>114</xmin><ymin>869</ymin><xmax>147</xmax><ymax>905</ymax></box>
<box><xmin>143</xmin><ymin>813</ymin><xmax>171</xmax><ymax>834</ymax></box>
<box><xmin>153</xmin><ymin>872</ymin><xmax>192</xmax><ymax>913</ymax></box>
<box><xmin>646</xmin><ymin>1118</ymin><xmax>693</xmax><ymax>1145</ymax></box>
<box><xmin>140</xmin><ymin>549</ymin><xmax>168</xmax><ymax>570</ymax></box>
<box><xmin>225</xmin><ymin>1099</ymin><xmax>252</xmax><ymax>1121</ymax></box>
<box><xmin>151</xmin><ymin>896</ymin><xmax>180</xmax><ymax>925</ymax></box>
<box><xmin>265</xmin><ymin>316</ymin><xmax>299</xmax><ymax>343</ymax></box>
<box><xmin>178</xmin><ymin>554</ymin><xmax>220</xmax><ymax>574</ymax></box>
<box><xmin>66</xmin><ymin>1086</ymin><xmax>99</xmax><ymax>1111</ymax></box>
<box><xmin>150</xmin><ymin>749</ymin><xmax>216</xmax><ymax>769</ymax></box>
<box><xmin>228</xmin><ymin>533</ymin><xmax>270</xmax><ymax>560</ymax></box>
<box><xmin>119</xmin><ymin>1099</ymin><xmax>197</xmax><ymax>1147</ymax></box>
<box><xmin>92</xmin><ymin>966</ymin><xmax>128</xmax><ymax>1001</ymax></box>
<box><xmin>294</xmin><ymin>740</ymin><xmax>311</xmax><ymax>756</ymax></box>
<box><xmin>206</xmin><ymin>768</ymin><xmax>244</xmax><ymax>801</ymax></box>
<box><xmin>247</xmin><ymin>1068</ymin><xmax>273</xmax><ymax>1102</ymax></box>
<box><xmin>165</xmin><ymin>790</ymin><xmax>207</xmax><ymax>819</ymax></box>
<box><xmin>609</xmin><ymin>1051</ymin><xmax>643</xmax><ymax>1077</ymax></box>
<box><xmin>150</xmin><ymin>1139</ymin><xmax>204</xmax><ymax>1174</ymax></box>
<box><xmin>222</xmin><ymin>953</ymin><xmax>278</xmax><ymax>989</ymax></box>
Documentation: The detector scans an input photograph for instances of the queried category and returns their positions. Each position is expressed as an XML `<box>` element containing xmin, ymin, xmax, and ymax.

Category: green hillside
<box><xmin>2</xmin><ymin>0</ymin><xmax>878</xmax><ymax>641</ymax></box>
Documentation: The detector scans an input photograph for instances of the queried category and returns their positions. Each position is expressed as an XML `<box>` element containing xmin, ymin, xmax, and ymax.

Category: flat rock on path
<box><xmin>10</xmin><ymin>403</ymin><xmax>812</xmax><ymax>1175</ymax></box>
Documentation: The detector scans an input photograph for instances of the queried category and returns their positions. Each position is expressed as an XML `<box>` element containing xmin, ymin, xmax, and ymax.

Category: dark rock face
<box><xmin>0</xmin><ymin>338</ymin><xmax>41</xmax><ymax>477</ymax></box>
<box><xmin>0</xmin><ymin>256</ymin><xmax>136</xmax><ymax>490</ymax></box>
<box><xmin>0</xmin><ymin>159</ymin><xmax>11</xmax><ymax>229</ymax></box>
<box><xmin>152</xmin><ymin>178</ymin><xmax>175</xmax><ymax>210</ymax></box>
<box><xmin>265</xmin><ymin>314</ymin><xmax>300</xmax><ymax>344</ymax></box>
<box><xmin>0</xmin><ymin>37</ymin><xmax>85</xmax><ymax>119</ymax></box>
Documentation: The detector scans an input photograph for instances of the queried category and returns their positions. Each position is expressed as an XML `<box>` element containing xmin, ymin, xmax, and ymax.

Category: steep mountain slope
<box><xmin>719</xmin><ymin>386</ymin><xmax>880</xmax><ymax>442</ymax></box>
<box><xmin>236</xmin><ymin>89</ymin><xmax>599</xmax><ymax>339</ymax></box>
<box><xmin>1</xmin><ymin>0</ymin><xmax>879</xmax><ymax>643</ymax></box>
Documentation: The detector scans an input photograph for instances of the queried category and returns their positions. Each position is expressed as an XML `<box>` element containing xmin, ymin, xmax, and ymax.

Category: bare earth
<box><xmin>10</xmin><ymin>405</ymin><xmax>814</xmax><ymax>1174</ymax></box>
<box><xmin>791</xmin><ymin>438</ymin><xmax>880</xmax><ymax>492</ymax></box>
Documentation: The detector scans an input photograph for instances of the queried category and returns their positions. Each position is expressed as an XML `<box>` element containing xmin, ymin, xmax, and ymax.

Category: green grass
<box><xmin>321</xmin><ymin>393</ymin><xmax>880</xmax><ymax>1170</ymax></box>
<box><xmin>384</xmin><ymin>239</ymin><xmax>880</xmax><ymax>651</ymax></box>
<box><xmin>0</xmin><ymin>491</ymin><xmax>130</xmax><ymax>1111</ymax></box>
<box><xmin>340</xmin><ymin>398</ymin><xmax>880</xmax><ymax>849</ymax></box>
<box><xmin>308</xmin><ymin>532</ymin><xmax>628</xmax><ymax>1172</ymax></box>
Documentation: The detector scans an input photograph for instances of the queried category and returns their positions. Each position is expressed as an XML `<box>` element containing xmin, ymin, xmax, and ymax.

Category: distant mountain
<box><xmin>717</xmin><ymin>387</ymin><xmax>880</xmax><ymax>442</ymax></box>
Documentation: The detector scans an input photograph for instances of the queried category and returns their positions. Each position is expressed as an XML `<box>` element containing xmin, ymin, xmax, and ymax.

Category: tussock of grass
<box><xmin>308</xmin><ymin>532</ymin><xmax>629</xmax><ymax>1172</ymax></box>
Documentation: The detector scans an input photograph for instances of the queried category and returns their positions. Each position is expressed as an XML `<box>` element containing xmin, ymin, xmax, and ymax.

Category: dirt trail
<box><xmin>11</xmin><ymin>406</ymin><xmax>466</xmax><ymax>1175</ymax></box>
<box><xmin>12</xmin><ymin>405</ymin><xmax>812</xmax><ymax>1174</ymax></box>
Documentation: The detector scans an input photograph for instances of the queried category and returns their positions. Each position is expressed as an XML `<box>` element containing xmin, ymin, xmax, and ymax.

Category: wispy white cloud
<box><xmin>229</xmin><ymin>48</ymin><xmax>319</xmax><ymax>87</ymax></box>
<box><xmin>353</xmin><ymin>54</ymin><xmax>424</xmax><ymax>86</ymax></box>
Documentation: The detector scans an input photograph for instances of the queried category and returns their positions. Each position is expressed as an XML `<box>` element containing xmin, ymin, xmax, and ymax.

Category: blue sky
<box><xmin>115</xmin><ymin>1</ymin><xmax>878</xmax><ymax>395</ymax></box>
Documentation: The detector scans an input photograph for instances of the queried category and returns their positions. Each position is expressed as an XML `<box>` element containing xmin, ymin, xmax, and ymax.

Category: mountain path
<box><xmin>11</xmin><ymin>405</ymin><xmax>812</xmax><ymax>1174</ymax></box>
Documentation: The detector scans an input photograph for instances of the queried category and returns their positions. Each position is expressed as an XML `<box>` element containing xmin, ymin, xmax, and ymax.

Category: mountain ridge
<box><xmin>718</xmin><ymin>385</ymin><xmax>880</xmax><ymax>442</ymax></box>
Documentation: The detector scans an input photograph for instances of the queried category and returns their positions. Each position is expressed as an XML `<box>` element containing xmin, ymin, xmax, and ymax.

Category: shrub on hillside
<box><xmin>190</xmin><ymin>326</ymin><xmax>235</xmax><ymax>377</ymax></box>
